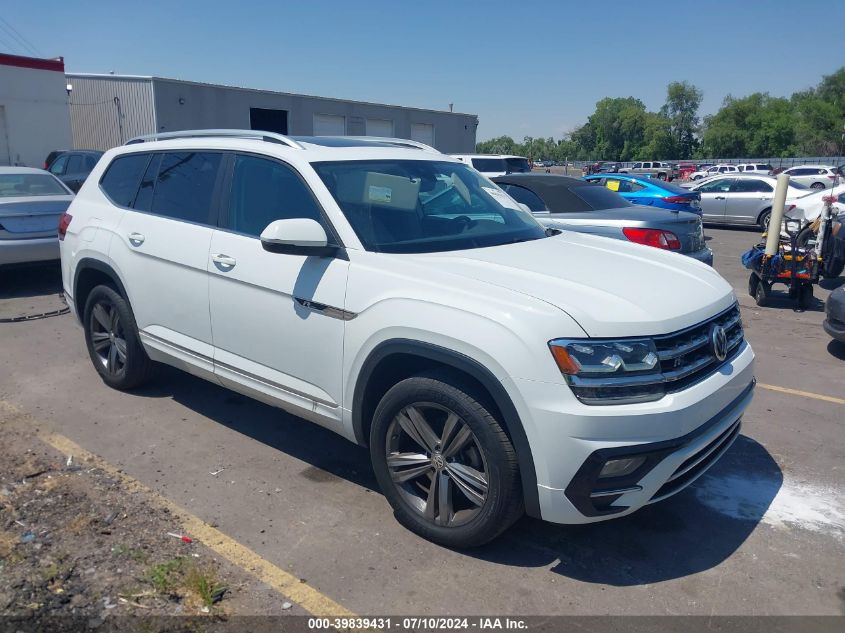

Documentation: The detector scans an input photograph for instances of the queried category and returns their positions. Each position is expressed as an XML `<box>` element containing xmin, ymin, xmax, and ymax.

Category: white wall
<box><xmin>0</xmin><ymin>63</ymin><xmax>73</xmax><ymax>167</ymax></box>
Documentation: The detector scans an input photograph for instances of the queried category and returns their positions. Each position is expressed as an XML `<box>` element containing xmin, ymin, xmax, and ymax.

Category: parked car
<box><xmin>687</xmin><ymin>174</ymin><xmax>809</xmax><ymax>229</ymax></box>
<box><xmin>678</xmin><ymin>163</ymin><xmax>698</xmax><ymax>180</ymax></box>
<box><xmin>780</xmin><ymin>165</ymin><xmax>839</xmax><ymax>190</ymax></box>
<box><xmin>823</xmin><ymin>286</ymin><xmax>845</xmax><ymax>343</ymax></box>
<box><xmin>450</xmin><ymin>154</ymin><xmax>531</xmax><ymax>177</ymax></box>
<box><xmin>585</xmin><ymin>161</ymin><xmax>620</xmax><ymax>174</ymax></box>
<box><xmin>46</xmin><ymin>150</ymin><xmax>104</xmax><ymax>192</ymax></box>
<box><xmin>689</xmin><ymin>164</ymin><xmax>739</xmax><ymax>181</ymax></box>
<box><xmin>736</xmin><ymin>163</ymin><xmax>773</xmax><ymax>175</ymax></box>
<box><xmin>583</xmin><ymin>173</ymin><xmax>701</xmax><ymax>213</ymax></box>
<box><xmin>0</xmin><ymin>167</ymin><xmax>74</xmax><ymax>267</ymax></box>
<box><xmin>61</xmin><ymin>129</ymin><xmax>754</xmax><ymax>547</ymax></box>
<box><xmin>491</xmin><ymin>174</ymin><xmax>712</xmax><ymax>265</ymax></box>
<box><xmin>619</xmin><ymin>161</ymin><xmax>678</xmax><ymax>181</ymax></box>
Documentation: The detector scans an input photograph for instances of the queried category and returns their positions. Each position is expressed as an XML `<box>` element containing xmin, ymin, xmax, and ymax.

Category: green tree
<box><xmin>660</xmin><ymin>81</ymin><xmax>703</xmax><ymax>159</ymax></box>
<box><xmin>700</xmin><ymin>93</ymin><xmax>797</xmax><ymax>157</ymax></box>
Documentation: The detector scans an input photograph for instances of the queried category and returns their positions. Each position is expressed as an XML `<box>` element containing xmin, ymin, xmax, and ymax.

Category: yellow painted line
<box><xmin>38</xmin><ymin>430</ymin><xmax>355</xmax><ymax>617</ymax></box>
<box><xmin>757</xmin><ymin>383</ymin><xmax>845</xmax><ymax>406</ymax></box>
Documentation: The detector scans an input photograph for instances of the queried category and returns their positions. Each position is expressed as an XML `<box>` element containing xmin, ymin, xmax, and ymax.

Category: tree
<box><xmin>660</xmin><ymin>81</ymin><xmax>703</xmax><ymax>159</ymax></box>
<box><xmin>700</xmin><ymin>93</ymin><xmax>797</xmax><ymax>157</ymax></box>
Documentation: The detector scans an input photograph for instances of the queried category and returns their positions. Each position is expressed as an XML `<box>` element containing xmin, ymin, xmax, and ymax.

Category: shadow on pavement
<box><xmin>132</xmin><ymin>366</ymin><xmax>781</xmax><ymax>586</ymax></box>
<box><xmin>826</xmin><ymin>339</ymin><xmax>845</xmax><ymax>360</ymax></box>
<box><xmin>0</xmin><ymin>262</ymin><xmax>63</xmax><ymax>300</ymax></box>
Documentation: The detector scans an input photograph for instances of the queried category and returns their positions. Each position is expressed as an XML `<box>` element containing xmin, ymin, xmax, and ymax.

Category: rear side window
<box><xmin>84</xmin><ymin>155</ymin><xmax>99</xmax><ymax>170</ymax></box>
<box><xmin>226</xmin><ymin>154</ymin><xmax>323</xmax><ymax>236</ymax></box>
<box><xmin>66</xmin><ymin>155</ymin><xmax>85</xmax><ymax>173</ymax></box>
<box><xmin>731</xmin><ymin>179</ymin><xmax>773</xmax><ymax>193</ymax></box>
<box><xmin>150</xmin><ymin>152</ymin><xmax>222</xmax><ymax>224</ymax></box>
<box><xmin>100</xmin><ymin>153</ymin><xmax>150</xmax><ymax>207</ymax></box>
<box><xmin>49</xmin><ymin>154</ymin><xmax>68</xmax><ymax>175</ymax></box>
<box><xmin>497</xmin><ymin>183</ymin><xmax>547</xmax><ymax>211</ymax></box>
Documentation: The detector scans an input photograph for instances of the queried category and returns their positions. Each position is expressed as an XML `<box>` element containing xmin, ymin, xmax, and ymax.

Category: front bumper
<box><xmin>512</xmin><ymin>341</ymin><xmax>755</xmax><ymax>524</ymax></box>
<box><xmin>823</xmin><ymin>317</ymin><xmax>845</xmax><ymax>342</ymax></box>
<box><xmin>0</xmin><ymin>237</ymin><xmax>59</xmax><ymax>266</ymax></box>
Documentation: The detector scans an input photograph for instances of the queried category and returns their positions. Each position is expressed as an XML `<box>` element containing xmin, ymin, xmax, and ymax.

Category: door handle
<box><xmin>211</xmin><ymin>253</ymin><xmax>236</xmax><ymax>269</ymax></box>
<box><xmin>715</xmin><ymin>196</ymin><xmax>726</xmax><ymax>200</ymax></box>
<box><xmin>128</xmin><ymin>232</ymin><xmax>145</xmax><ymax>246</ymax></box>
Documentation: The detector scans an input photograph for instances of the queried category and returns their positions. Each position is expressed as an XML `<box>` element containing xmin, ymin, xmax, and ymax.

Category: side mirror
<box><xmin>260</xmin><ymin>218</ymin><xmax>338</xmax><ymax>257</ymax></box>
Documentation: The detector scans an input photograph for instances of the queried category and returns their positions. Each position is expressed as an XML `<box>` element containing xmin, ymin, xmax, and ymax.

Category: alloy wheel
<box><xmin>89</xmin><ymin>300</ymin><xmax>127</xmax><ymax>376</ymax></box>
<box><xmin>385</xmin><ymin>403</ymin><xmax>489</xmax><ymax>527</ymax></box>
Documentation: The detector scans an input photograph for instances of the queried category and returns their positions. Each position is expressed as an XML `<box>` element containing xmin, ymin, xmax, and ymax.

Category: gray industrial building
<box><xmin>66</xmin><ymin>74</ymin><xmax>478</xmax><ymax>153</ymax></box>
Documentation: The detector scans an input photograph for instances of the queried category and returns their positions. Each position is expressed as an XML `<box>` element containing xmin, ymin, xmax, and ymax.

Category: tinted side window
<box><xmin>226</xmin><ymin>154</ymin><xmax>323</xmax><ymax>236</ymax></box>
<box><xmin>699</xmin><ymin>178</ymin><xmax>734</xmax><ymax>193</ymax></box>
<box><xmin>100</xmin><ymin>153</ymin><xmax>150</xmax><ymax>207</ymax></box>
<box><xmin>498</xmin><ymin>183</ymin><xmax>547</xmax><ymax>212</ymax></box>
<box><xmin>150</xmin><ymin>152</ymin><xmax>221</xmax><ymax>224</ymax></box>
<box><xmin>133</xmin><ymin>154</ymin><xmax>161</xmax><ymax>212</ymax></box>
<box><xmin>731</xmin><ymin>179</ymin><xmax>773</xmax><ymax>193</ymax></box>
<box><xmin>49</xmin><ymin>154</ymin><xmax>68</xmax><ymax>175</ymax></box>
<box><xmin>66</xmin><ymin>155</ymin><xmax>85</xmax><ymax>173</ymax></box>
<box><xmin>84</xmin><ymin>155</ymin><xmax>99</xmax><ymax>170</ymax></box>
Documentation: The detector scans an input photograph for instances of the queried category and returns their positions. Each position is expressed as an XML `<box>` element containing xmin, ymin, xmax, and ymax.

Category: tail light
<box><xmin>827</xmin><ymin>174</ymin><xmax>835</xmax><ymax>180</ymax></box>
<box><xmin>623</xmin><ymin>227</ymin><xmax>682</xmax><ymax>250</ymax></box>
<box><xmin>58</xmin><ymin>212</ymin><xmax>72</xmax><ymax>241</ymax></box>
<box><xmin>663</xmin><ymin>195</ymin><xmax>693</xmax><ymax>204</ymax></box>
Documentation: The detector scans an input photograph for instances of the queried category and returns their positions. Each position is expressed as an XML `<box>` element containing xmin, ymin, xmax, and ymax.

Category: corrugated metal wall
<box><xmin>67</xmin><ymin>75</ymin><xmax>155</xmax><ymax>151</ymax></box>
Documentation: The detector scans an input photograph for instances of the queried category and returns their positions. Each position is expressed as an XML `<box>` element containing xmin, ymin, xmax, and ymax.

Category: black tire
<box><xmin>748</xmin><ymin>273</ymin><xmax>760</xmax><ymax>298</ymax></box>
<box><xmin>824</xmin><ymin>259</ymin><xmax>844</xmax><ymax>279</ymax></box>
<box><xmin>758</xmin><ymin>208</ymin><xmax>772</xmax><ymax>232</ymax></box>
<box><xmin>754</xmin><ymin>280</ymin><xmax>770</xmax><ymax>307</ymax></box>
<box><xmin>83</xmin><ymin>284</ymin><xmax>154</xmax><ymax>390</ymax></box>
<box><xmin>369</xmin><ymin>374</ymin><xmax>523</xmax><ymax>548</ymax></box>
<box><xmin>810</xmin><ymin>182</ymin><xmax>826</xmax><ymax>190</ymax></box>
<box><xmin>796</xmin><ymin>226</ymin><xmax>816</xmax><ymax>249</ymax></box>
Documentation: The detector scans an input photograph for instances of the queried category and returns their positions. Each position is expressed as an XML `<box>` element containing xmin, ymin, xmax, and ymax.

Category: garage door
<box><xmin>313</xmin><ymin>114</ymin><xmax>346</xmax><ymax>136</ymax></box>
<box><xmin>410</xmin><ymin>123</ymin><xmax>435</xmax><ymax>146</ymax></box>
<box><xmin>365</xmin><ymin>119</ymin><xmax>394</xmax><ymax>137</ymax></box>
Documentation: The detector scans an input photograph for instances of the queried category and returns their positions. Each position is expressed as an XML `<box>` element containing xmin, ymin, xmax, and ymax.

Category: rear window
<box><xmin>100</xmin><ymin>153</ymin><xmax>150</xmax><ymax>207</ymax></box>
<box><xmin>471</xmin><ymin>158</ymin><xmax>506</xmax><ymax>172</ymax></box>
<box><xmin>0</xmin><ymin>173</ymin><xmax>68</xmax><ymax>197</ymax></box>
<box><xmin>652</xmin><ymin>180</ymin><xmax>691</xmax><ymax>194</ymax></box>
<box><xmin>570</xmin><ymin>184</ymin><xmax>632</xmax><ymax>210</ymax></box>
<box><xmin>504</xmin><ymin>158</ymin><xmax>531</xmax><ymax>173</ymax></box>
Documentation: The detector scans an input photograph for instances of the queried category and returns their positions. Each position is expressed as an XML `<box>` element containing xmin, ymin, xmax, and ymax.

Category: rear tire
<box><xmin>83</xmin><ymin>285</ymin><xmax>154</xmax><ymax>390</ymax></box>
<box><xmin>810</xmin><ymin>182</ymin><xmax>826</xmax><ymax>190</ymax></box>
<box><xmin>758</xmin><ymin>208</ymin><xmax>772</xmax><ymax>232</ymax></box>
<box><xmin>754</xmin><ymin>280</ymin><xmax>770</xmax><ymax>307</ymax></box>
<box><xmin>369</xmin><ymin>375</ymin><xmax>523</xmax><ymax>548</ymax></box>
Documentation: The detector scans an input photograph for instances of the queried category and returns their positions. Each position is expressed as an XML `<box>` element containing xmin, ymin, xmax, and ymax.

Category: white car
<box><xmin>781</xmin><ymin>165</ymin><xmax>840</xmax><ymax>190</ymax></box>
<box><xmin>787</xmin><ymin>183</ymin><xmax>845</xmax><ymax>223</ymax></box>
<box><xmin>60</xmin><ymin>130</ymin><xmax>755</xmax><ymax>547</ymax></box>
<box><xmin>689</xmin><ymin>164</ymin><xmax>739</xmax><ymax>181</ymax></box>
<box><xmin>450</xmin><ymin>154</ymin><xmax>531</xmax><ymax>177</ymax></box>
<box><xmin>736</xmin><ymin>163</ymin><xmax>773</xmax><ymax>175</ymax></box>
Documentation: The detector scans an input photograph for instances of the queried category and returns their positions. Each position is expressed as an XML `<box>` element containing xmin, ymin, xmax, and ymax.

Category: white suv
<box><xmin>450</xmin><ymin>154</ymin><xmax>531</xmax><ymax>177</ymax></box>
<box><xmin>689</xmin><ymin>164</ymin><xmax>739</xmax><ymax>180</ymax></box>
<box><xmin>60</xmin><ymin>130</ymin><xmax>755</xmax><ymax>547</ymax></box>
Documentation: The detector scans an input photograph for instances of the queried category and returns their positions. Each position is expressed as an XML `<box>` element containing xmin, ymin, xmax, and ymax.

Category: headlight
<box><xmin>549</xmin><ymin>338</ymin><xmax>664</xmax><ymax>405</ymax></box>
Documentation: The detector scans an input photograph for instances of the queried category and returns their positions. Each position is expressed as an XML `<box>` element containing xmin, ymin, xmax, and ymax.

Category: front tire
<box><xmin>370</xmin><ymin>375</ymin><xmax>523</xmax><ymax>548</ymax></box>
<box><xmin>810</xmin><ymin>182</ymin><xmax>826</xmax><ymax>190</ymax></box>
<box><xmin>83</xmin><ymin>285</ymin><xmax>154</xmax><ymax>390</ymax></box>
<box><xmin>758</xmin><ymin>208</ymin><xmax>772</xmax><ymax>232</ymax></box>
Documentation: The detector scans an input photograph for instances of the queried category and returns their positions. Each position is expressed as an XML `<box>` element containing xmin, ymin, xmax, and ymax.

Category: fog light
<box><xmin>599</xmin><ymin>456</ymin><xmax>647</xmax><ymax>478</ymax></box>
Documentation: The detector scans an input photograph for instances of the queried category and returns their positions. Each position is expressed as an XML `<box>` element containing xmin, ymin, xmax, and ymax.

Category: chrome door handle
<box><xmin>211</xmin><ymin>253</ymin><xmax>236</xmax><ymax>269</ymax></box>
<box><xmin>128</xmin><ymin>232</ymin><xmax>145</xmax><ymax>246</ymax></box>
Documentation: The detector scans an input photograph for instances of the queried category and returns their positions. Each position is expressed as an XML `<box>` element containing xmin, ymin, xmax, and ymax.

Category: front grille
<box><xmin>653</xmin><ymin>304</ymin><xmax>744</xmax><ymax>394</ymax></box>
<box><xmin>650</xmin><ymin>417</ymin><xmax>742</xmax><ymax>501</ymax></box>
<box><xmin>566</xmin><ymin>304</ymin><xmax>746</xmax><ymax>404</ymax></box>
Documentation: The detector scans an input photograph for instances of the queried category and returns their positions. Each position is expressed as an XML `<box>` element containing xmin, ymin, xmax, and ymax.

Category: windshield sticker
<box><xmin>606</xmin><ymin>180</ymin><xmax>620</xmax><ymax>192</ymax></box>
<box><xmin>368</xmin><ymin>185</ymin><xmax>392</xmax><ymax>204</ymax></box>
<box><xmin>482</xmin><ymin>186</ymin><xmax>520</xmax><ymax>210</ymax></box>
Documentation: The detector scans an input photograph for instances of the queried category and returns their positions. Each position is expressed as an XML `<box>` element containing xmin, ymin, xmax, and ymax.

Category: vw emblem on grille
<box><xmin>710</xmin><ymin>324</ymin><xmax>728</xmax><ymax>361</ymax></box>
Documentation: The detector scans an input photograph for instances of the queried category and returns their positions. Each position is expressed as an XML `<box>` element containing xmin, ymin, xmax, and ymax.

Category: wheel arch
<box><xmin>352</xmin><ymin>338</ymin><xmax>541</xmax><ymax>518</ymax></box>
<box><xmin>72</xmin><ymin>258</ymin><xmax>130</xmax><ymax>320</ymax></box>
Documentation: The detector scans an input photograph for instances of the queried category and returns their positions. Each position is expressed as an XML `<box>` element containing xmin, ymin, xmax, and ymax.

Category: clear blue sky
<box><xmin>2</xmin><ymin>0</ymin><xmax>842</xmax><ymax>141</ymax></box>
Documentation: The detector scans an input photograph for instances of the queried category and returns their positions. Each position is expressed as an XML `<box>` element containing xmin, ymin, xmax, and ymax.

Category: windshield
<box><xmin>313</xmin><ymin>160</ymin><xmax>547</xmax><ymax>254</ymax></box>
<box><xmin>0</xmin><ymin>173</ymin><xmax>68</xmax><ymax>197</ymax></box>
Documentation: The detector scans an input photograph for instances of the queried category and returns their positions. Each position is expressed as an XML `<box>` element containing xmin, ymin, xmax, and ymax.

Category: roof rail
<box><xmin>125</xmin><ymin>129</ymin><xmax>304</xmax><ymax>149</ymax></box>
<box><xmin>342</xmin><ymin>136</ymin><xmax>440</xmax><ymax>153</ymax></box>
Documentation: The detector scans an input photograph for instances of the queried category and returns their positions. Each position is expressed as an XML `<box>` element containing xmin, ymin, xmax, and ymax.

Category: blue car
<box><xmin>583</xmin><ymin>173</ymin><xmax>701</xmax><ymax>214</ymax></box>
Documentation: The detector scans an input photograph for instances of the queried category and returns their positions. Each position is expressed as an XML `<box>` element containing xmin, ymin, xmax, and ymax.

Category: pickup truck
<box><xmin>619</xmin><ymin>161</ymin><xmax>678</xmax><ymax>181</ymax></box>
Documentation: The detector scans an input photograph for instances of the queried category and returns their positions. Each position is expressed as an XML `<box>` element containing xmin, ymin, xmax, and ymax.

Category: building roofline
<box><xmin>0</xmin><ymin>52</ymin><xmax>65</xmax><ymax>73</ymax></box>
<box><xmin>64</xmin><ymin>72</ymin><xmax>478</xmax><ymax>118</ymax></box>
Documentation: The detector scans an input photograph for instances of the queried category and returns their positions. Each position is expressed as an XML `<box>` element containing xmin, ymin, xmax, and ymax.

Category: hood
<box><xmin>411</xmin><ymin>231</ymin><xmax>734</xmax><ymax>338</ymax></box>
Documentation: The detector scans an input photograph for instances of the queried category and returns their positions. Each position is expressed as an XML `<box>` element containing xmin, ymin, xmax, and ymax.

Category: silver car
<box><xmin>781</xmin><ymin>165</ymin><xmax>840</xmax><ymax>190</ymax></box>
<box><xmin>688</xmin><ymin>173</ymin><xmax>809</xmax><ymax>230</ymax></box>
<box><xmin>491</xmin><ymin>174</ymin><xmax>713</xmax><ymax>265</ymax></box>
<box><xmin>0</xmin><ymin>167</ymin><xmax>74</xmax><ymax>267</ymax></box>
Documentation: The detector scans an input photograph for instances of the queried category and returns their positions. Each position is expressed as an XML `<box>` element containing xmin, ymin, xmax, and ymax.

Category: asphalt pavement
<box><xmin>0</xmin><ymin>227</ymin><xmax>843</xmax><ymax>616</ymax></box>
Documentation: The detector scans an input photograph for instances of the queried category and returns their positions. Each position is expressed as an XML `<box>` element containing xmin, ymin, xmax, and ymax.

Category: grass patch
<box><xmin>146</xmin><ymin>557</ymin><xmax>185</xmax><ymax>593</ymax></box>
<box><xmin>111</xmin><ymin>544</ymin><xmax>148</xmax><ymax>563</ymax></box>
<box><xmin>185</xmin><ymin>566</ymin><xmax>227</xmax><ymax>608</ymax></box>
<box><xmin>144</xmin><ymin>557</ymin><xmax>227</xmax><ymax>609</ymax></box>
